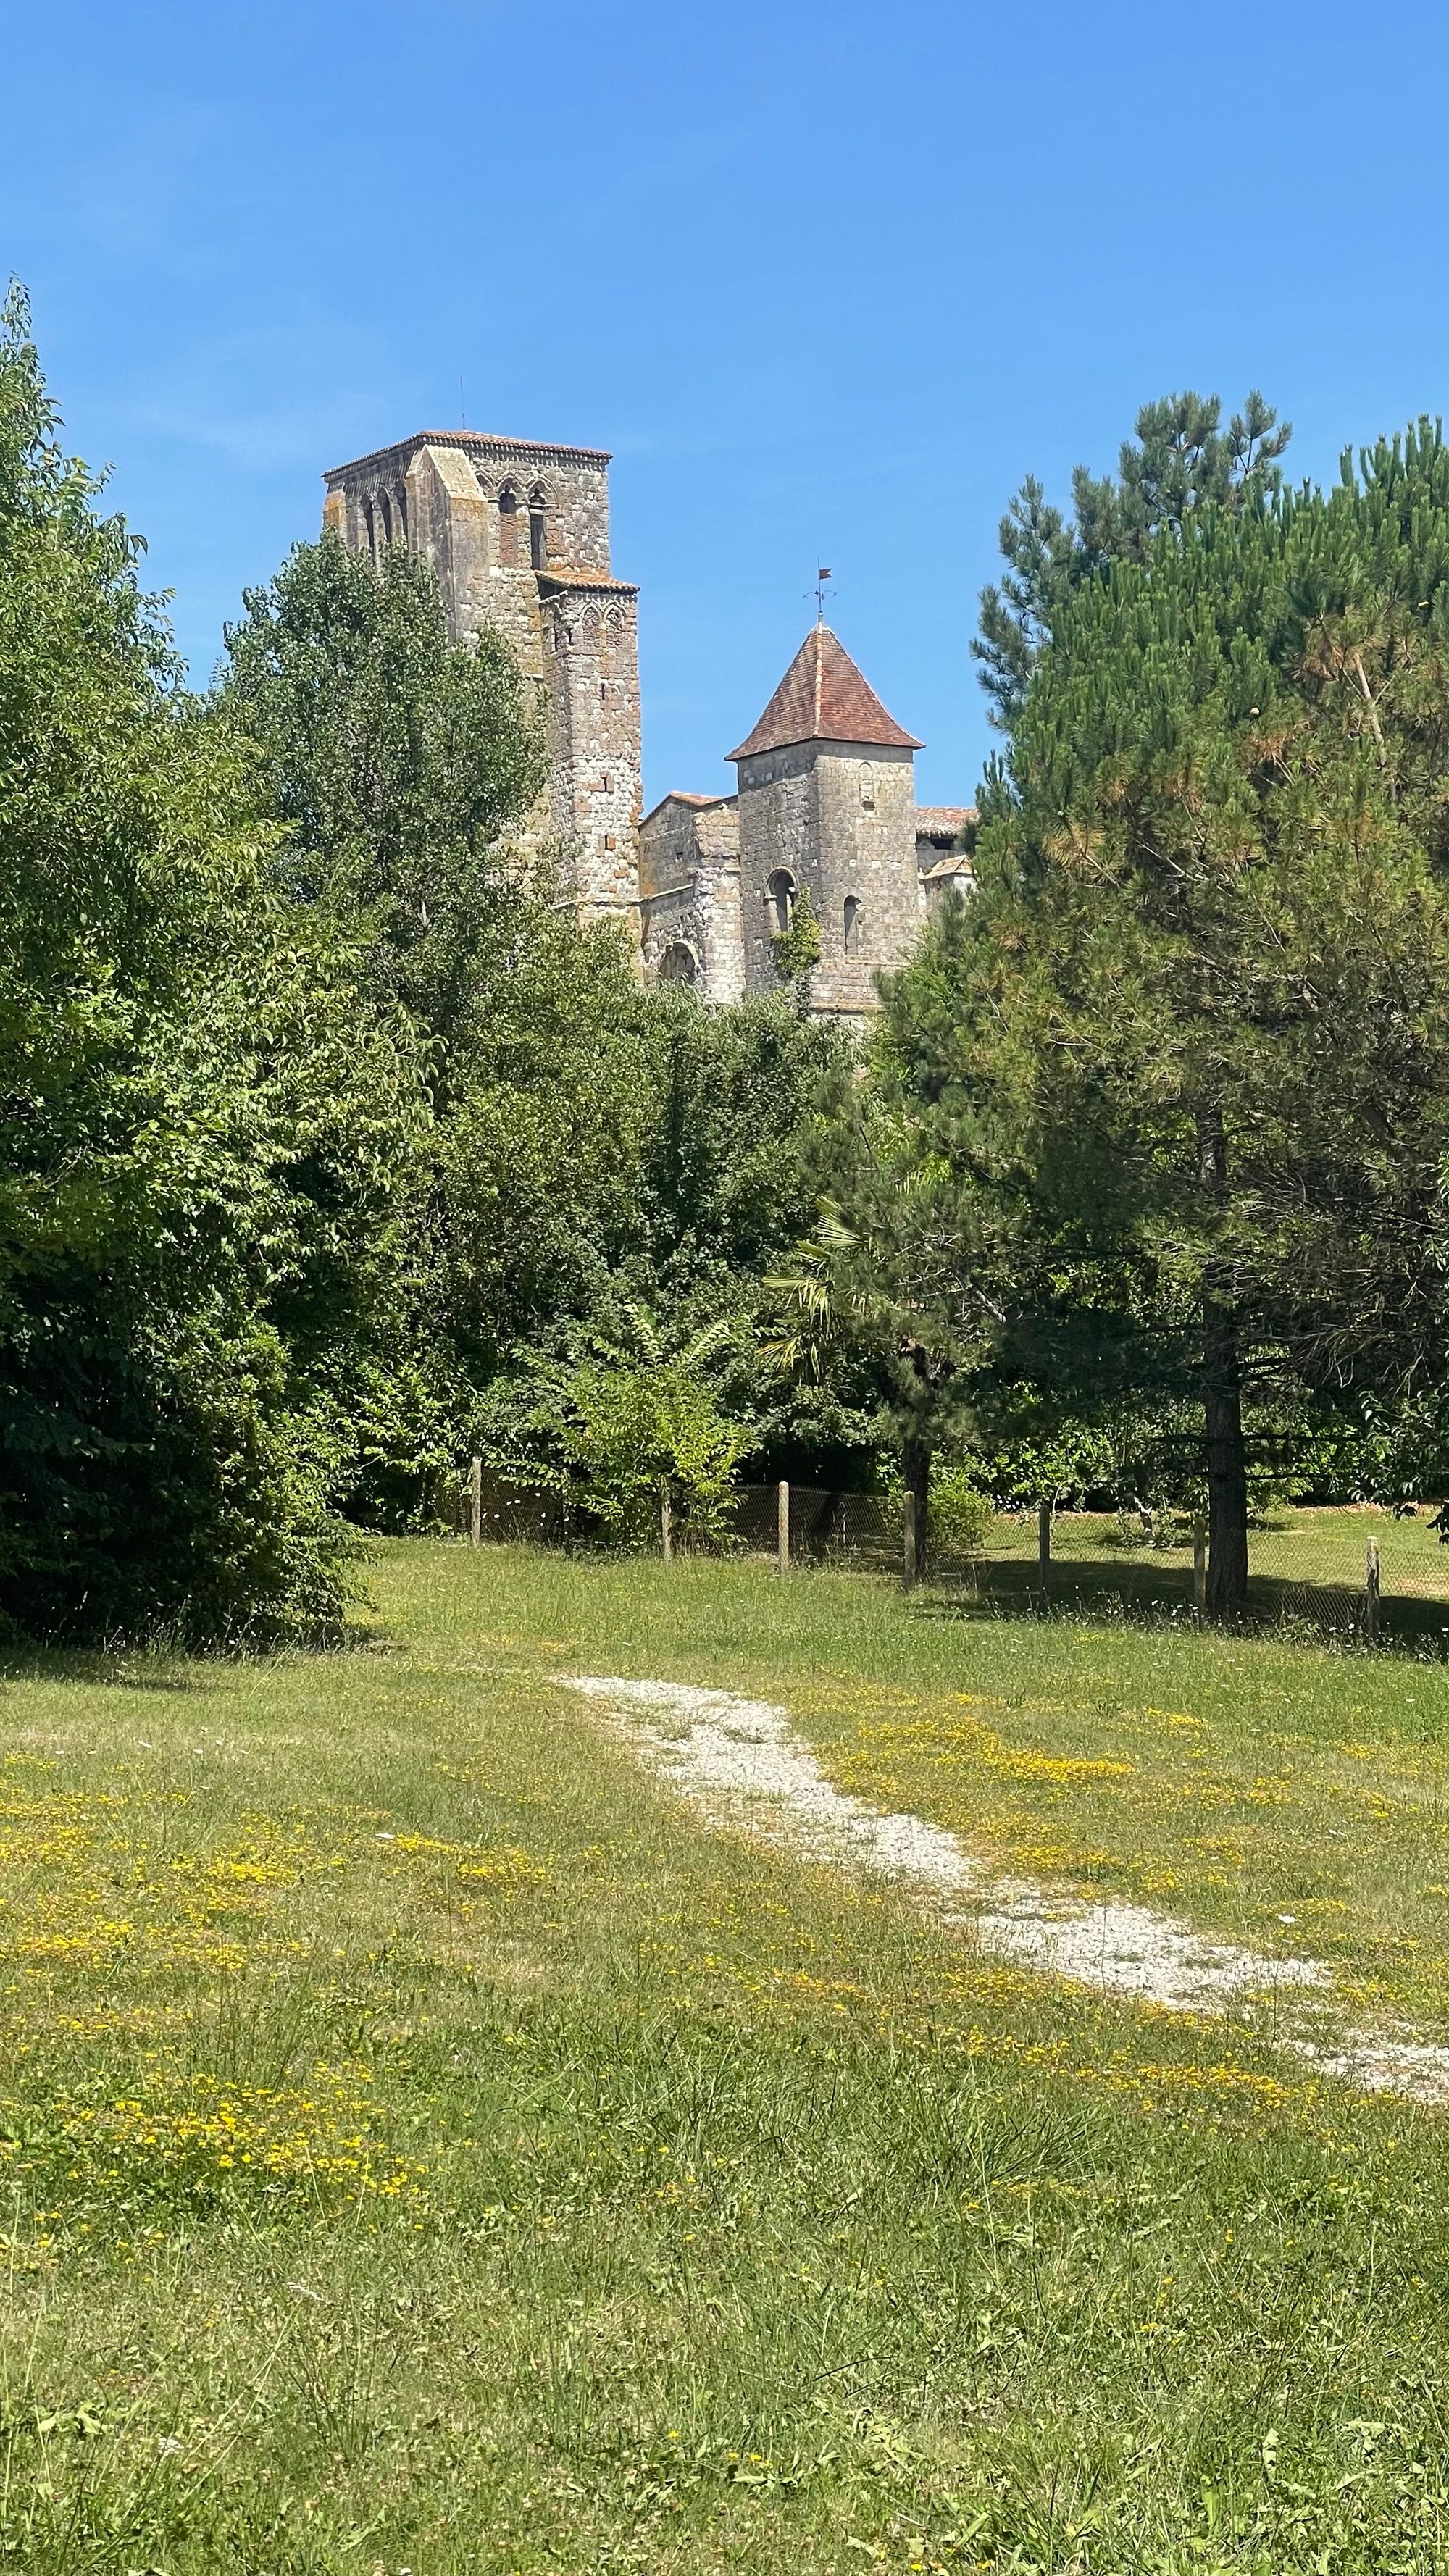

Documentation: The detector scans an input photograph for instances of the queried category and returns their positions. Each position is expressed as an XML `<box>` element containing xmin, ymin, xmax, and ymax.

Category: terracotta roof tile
<box><xmin>641</xmin><ymin>790</ymin><xmax>738</xmax><ymax>826</ymax></box>
<box><xmin>914</xmin><ymin>805</ymin><xmax>976</xmax><ymax>838</ymax></box>
<box><xmin>727</xmin><ymin>624</ymin><xmax>922</xmax><ymax>761</ymax></box>
<box><xmin>535</xmin><ymin>568</ymin><xmax>638</xmax><ymax>593</ymax></box>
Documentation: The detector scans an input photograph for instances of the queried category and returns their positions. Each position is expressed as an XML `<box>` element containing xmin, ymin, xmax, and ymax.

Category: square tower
<box><xmin>321</xmin><ymin>432</ymin><xmax>641</xmax><ymax>930</ymax></box>
<box><xmin>727</xmin><ymin>624</ymin><xmax>924</xmax><ymax>1020</ymax></box>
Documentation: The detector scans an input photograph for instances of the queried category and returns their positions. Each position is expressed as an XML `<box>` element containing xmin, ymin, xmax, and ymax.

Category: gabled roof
<box><xmin>914</xmin><ymin>806</ymin><xmax>976</xmax><ymax>841</ymax></box>
<box><xmin>727</xmin><ymin>623</ymin><xmax>922</xmax><ymax>761</ymax></box>
<box><xmin>641</xmin><ymin>789</ymin><xmax>738</xmax><ymax>827</ymax></box>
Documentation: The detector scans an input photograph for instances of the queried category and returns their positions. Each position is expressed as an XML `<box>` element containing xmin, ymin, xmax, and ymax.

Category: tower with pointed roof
<box><xmin>321</xmin><ymin>422</ymin><xmax>972</xmax><ymax>1008</ymax></box>
<box><xmin>727</xmin><ymin>623</ymin><xmax>929</xmax><ymax>1019</ymax></box>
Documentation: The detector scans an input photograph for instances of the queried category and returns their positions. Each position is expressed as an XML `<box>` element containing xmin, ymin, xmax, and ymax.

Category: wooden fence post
<box><xmin>660</xmin><ymin>1478</ymin><xmax>673</xmax><ymax>1565</ymax></box>
<box><xmin>1366</xmin><ymin>1536</ymin><xmax>1380</xmax><ymax>1646</ymax></box>
<box><xmin>777</xmin><ymin>1479</ymin><xmax>790</xmax><ymax>1574</ymax></box>
<box><xmin>1193</xmin><ymin>1518</ymin><xmax>1207</xmax><ymax>1622</ymax></box>
<box><xmin>903</xmin><ymin>1490</ymin><xmax>919</xmax><ymax>1592</ymax></box>
<box><xmin>1037</xmin><ymin>1500</ymin><xmax>1051</xmax><ymax>1603</ymax></box>
<box><xmin>468</xmin><ymin>1455</ymin><xmax>483</xmax><ymax>1548</ymax></box>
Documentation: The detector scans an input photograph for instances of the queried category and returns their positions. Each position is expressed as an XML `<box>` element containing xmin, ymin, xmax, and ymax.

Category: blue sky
<box><xmin>5</xmin><ymin>0</ymin><xmax>1449</xmax><ymax>808</ymax></box>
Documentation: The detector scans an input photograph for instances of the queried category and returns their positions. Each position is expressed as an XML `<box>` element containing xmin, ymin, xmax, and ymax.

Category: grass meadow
<box><xmin>7</xmin><ymin>1540</ymin><xmax>1449</xmax><ymax>2572</ymax></box>
<box><xmin>924</xmin><ymin>1500</ymin><xmax>1449</xmax><ymax>1639</ymax></box>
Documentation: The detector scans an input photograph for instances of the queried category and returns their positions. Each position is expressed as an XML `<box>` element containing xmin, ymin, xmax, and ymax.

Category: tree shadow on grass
<box><xmin>916</xmin><ymin>1556</ymin><xmax>1449</xmax><ymax>1654</ymax></box>
<box><xmin>0</xmin><ymin>1640</ymin><xmax>205</xmax><ymax>1693</ymax></box>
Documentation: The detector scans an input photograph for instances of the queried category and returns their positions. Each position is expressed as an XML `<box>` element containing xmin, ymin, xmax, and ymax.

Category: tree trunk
<box><xmin>1203</xmin><ymin>1287</ymin><xmax>1248</xmax><ymax>1615</ymax></box>
<box><xmin>902</xmin><ymin>1434</ymin><xmax>930</xmax><ymax>1583</ymax></box>
<box><xmin>1195</xmin><ymin>1107</ymin><xmax>1249</xmax><ymax>1618</ymax></box>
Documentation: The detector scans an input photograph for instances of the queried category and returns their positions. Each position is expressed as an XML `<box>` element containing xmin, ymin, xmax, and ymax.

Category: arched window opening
<box><xmin>858</xmin><ymin>761</ymin><xmax>875</xmax><ymax>811</ymax></box>
<box><xmin>843</xmin><ymin>895</ymin><xmax>862</xmax><ymax>955</ymax></box>
<box><xmin>378</xmin><ymin>491</ymin><xmax>393</xmax><ymax>545</ymax></box>
<box><xmin>393</xmin><ymin>485</ymin><xmax>408</xmax><ymax>542</ymax></box>
<box><xmin>498</xmin><ymin>484</ymin><xmax>518</xmax><ymax>565</ymax></box>
<box><xmin>362</xmin><ymin>496</ymin><xmax>377</xmax><ymax>561</ymax></box>
<box><xmin>766</xmin><ymin>869</ymin><xmax>796</xmax><ymax>937</ymax></box>
<box><xmin>528</xmin><ymin>485</ymin><xmax>548</xmax><ymax>571</ymax></box>
<box><xmin>659</xmin><ymin>942</ymin><xmax>698</xmax><ymax>987</ymax></box>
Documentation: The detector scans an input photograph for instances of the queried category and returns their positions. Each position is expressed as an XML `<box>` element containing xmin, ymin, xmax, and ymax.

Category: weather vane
<box><xmin>811</xmin><ymin>563</ymin><xmax>832</xmax><ymax>623</ymax></box>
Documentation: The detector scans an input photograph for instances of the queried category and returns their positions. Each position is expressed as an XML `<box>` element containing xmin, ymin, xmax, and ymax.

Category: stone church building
<box><xmin>322</xmin><ymin>427</ymin><xmax>972</xmax><ymax>1020</ymax></box>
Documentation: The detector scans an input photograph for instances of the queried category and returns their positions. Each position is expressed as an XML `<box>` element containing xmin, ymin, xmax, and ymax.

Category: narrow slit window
<box><xmin>843</xmin><ymin>895</ymin><xmax>861</xmax><ymax>955</ymax></box>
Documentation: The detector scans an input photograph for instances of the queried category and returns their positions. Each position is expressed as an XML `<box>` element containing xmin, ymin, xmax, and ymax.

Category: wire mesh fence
<box><xmin>433</xmin><ymin>1467</ymin><xmax>565</xmax><ymax>1547</ymax></box>
<box><xmin>721</xmin><ymin>1487</ymin><xmax>1449</xmax><ymax>1644</ymax></box>
<box><xmin>434</xmin><ymin>1465</ymin><xmax>1449</xmax><ymax>1645</ymax></box>
<box><xmin>724</xmin><ymin>1484</ymin><xmax>900</xmax><ymax>1569</ymax></box>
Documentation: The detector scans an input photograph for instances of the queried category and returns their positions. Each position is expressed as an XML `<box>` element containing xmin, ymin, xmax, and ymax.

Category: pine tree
<box><xmin>973</xmin><ymin>390</ymin><xmax>1290</xmax><ymax>730</ymax></box>
<box><xmin>881</xmin><ymin>423</ymin><xmax>1449</xmax><ymax>1610</ymax></box>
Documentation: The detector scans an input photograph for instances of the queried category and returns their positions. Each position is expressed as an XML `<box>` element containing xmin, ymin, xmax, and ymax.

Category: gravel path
<box><xmin>562</xmin><ymin>1673</ymin><xmax>1449</xmax><ymax>2108</ymax></box>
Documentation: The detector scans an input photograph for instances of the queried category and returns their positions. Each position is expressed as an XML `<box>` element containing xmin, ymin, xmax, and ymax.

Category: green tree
<box><xmin>880</xmin><ymin>420</ymin><xmax>1449</xmax><ymax>1611</ymax></box>
<box><xmin>764</xmin><ymin>1139</ymin><xmax>998</xmax><ymax>1573</ymax></box>
<box><xmin>0</xmin><ymin>286</ymin><xmax>422</xmax><ymax>1637</ymax></box>
<box><xmin>446</xmin><ymin>963</ymin><xmax>849</xmax><ymax>1473</ymax></box>
<box><xmin>480</xmin><ymin>1310</ymin><xmax>749</xmax><ymax>1543</ymax></box>
<box><xmin>217</xmin><ymin>532</ymin><xmax>543</xmax><ymax>1048</ymax></box>
<box><xmin>218</xmin><ymin>527</ymin><xmax>570</xmax><ymax>1525</ymax></box>
<box><xmin>973</xmin><ymin>390</ymin><xmax>1290</xmax><ymax>730</ymax></box>
<box><xmin>217</xmin><ymin>481</ymin><xmax>854</xmax><ymax>1531</ymax></box>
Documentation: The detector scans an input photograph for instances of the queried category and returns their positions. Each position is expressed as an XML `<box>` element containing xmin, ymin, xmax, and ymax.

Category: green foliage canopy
<box><xmin>480</xmin><ymin>1309</ymin><xmax>750</xmax><ymax>1542</ymax></box>
<box><xmin>973</xmin><ymin>390</ymin><xmax>1291</xmax><ymax>732</ymax></box>
<box><xmin>0</xmin><ymin>287</ymin><xmax>425</xmax><ymax>1638</ymax></box>
<box><xmin>219</xmin><ymin>531</ymin><xmax>543</xmax><ymax>1047</ymax></box>
<box><xmin>878</xmin><ymin>412</ymin><xmax>1449</xmax><ymax>1607</ymax></box>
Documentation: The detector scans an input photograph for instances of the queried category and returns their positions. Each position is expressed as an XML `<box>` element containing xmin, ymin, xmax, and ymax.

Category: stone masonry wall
<box><xmin>736</xmin><ymin>741</ymin><xmax>919</xmax><ymax>1015</ymax></box>
<box><xmin>541</xmin><ymin>583</ymin><xmax>643</xmax><ymax>924</ymax></box>
<box><xmin>737</xmin><ymin>744</ymin><xmax>817</xmax><ymax>1000</ymax></box>
<box><xmin>809</xmin><ymin>745</ymin><xmax>920</xmax><ymax>1017</ymax></box>
<box><xmin>639</xmin><ymin>797</ymin><xmax>743</xmax><ymax>1004</ymax></box>
<box><xmin>321</xmin><ymin>433</ymin><xmax>969</xmax><ymax>1003</ymax></box>
<box><xmin>322</xmin><ymin>432</ymin><xmax>640</xmax><ymax>934</ymax></box>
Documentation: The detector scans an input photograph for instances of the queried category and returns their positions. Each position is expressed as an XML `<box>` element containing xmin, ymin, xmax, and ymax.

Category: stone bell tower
<box><xmin>321</xmin><ymin>431</ymin><xmax>641</xmax><ymax>930</ymax></box>
<box><xmin>727</xmin><ymin>622</ymin><xmax>924</xmax><ymax>1020</ymax></box>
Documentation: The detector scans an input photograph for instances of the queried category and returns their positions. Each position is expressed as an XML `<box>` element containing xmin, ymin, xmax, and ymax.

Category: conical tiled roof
<box><xmin>727</xmin><ymin>623</ymin><xmax>922</xmax><ymax>761</ymax></box>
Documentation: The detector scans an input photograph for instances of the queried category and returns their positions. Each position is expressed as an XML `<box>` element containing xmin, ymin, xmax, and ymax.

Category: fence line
<box><xmin>434</xmin><ymin>1467</ymin><xmax>1448</xmax><ymax>1644</ymax></box>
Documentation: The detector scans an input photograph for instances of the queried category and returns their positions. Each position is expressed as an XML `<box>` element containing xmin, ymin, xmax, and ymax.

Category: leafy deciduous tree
<box><xmin>0</xmin><ymin>286</ymin><xmax>423</xmax><ymax>1636</ymax></box>
<box><xmin>218</xmin><ymin>531</ymin><xmax>543</xmax><ymax>1050</ymax></box>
